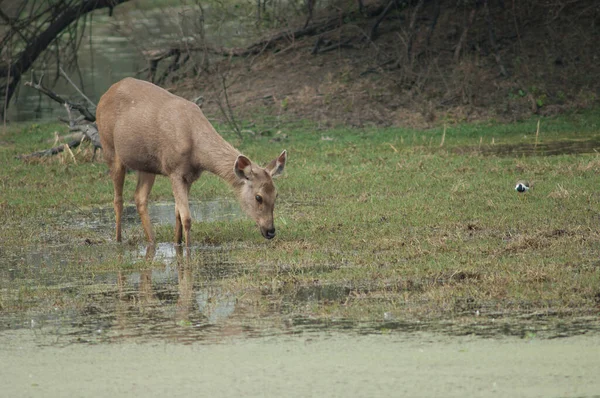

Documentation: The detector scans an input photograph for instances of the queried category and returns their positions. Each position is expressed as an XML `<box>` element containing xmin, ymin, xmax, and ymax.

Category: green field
<box><xmin>1</xmin><ymin>112</ymin><xmax>600</xmax><ymax>338</ymax></box>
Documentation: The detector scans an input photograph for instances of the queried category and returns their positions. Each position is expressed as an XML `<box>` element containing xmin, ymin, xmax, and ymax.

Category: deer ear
<box><xmin>266</xmin><ymin>150</ymin><xmax>287</xmax><ymax>178</ymax></box>
<box><xmin>234</xmin><ymin>155</ymin><xmax>253</xmax><ymax>180</ymax></box>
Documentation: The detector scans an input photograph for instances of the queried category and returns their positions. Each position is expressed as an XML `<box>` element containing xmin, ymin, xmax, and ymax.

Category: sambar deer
<box><xmin>96</xmin><ymin>78</ymin><xmax>287</xmax><ymax>246</ymax></box>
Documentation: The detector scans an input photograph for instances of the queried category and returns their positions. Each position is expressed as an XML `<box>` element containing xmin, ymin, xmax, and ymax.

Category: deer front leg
<box><xmin>135</xmin><ymin>171</ymin><xmax>157</xmax><ymax>243</ymax></box>
<box><xmin>171</xmin><ymin>177</ymin><xmax>192</xmax><ymax>247</ymax></box>
<box><xmin>175</xmin><ymin>206</ymin><xmax>183</xmax><ymax>245</ymax></box>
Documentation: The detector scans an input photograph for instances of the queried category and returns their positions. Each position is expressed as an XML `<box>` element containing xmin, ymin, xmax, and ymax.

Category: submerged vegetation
<box><xmin>1</xmin><ymin>111</ymin><xmax>600</xmax><ymax>340</ymax></box>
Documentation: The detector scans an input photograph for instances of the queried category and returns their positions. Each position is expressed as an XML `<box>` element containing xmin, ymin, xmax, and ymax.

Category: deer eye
<box><xmin>255</xmin><ymin>195</ymin><xmax>263</xmax><ymax>204</ymax></box>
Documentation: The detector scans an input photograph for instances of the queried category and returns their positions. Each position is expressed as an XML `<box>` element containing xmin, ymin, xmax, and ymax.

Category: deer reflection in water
<box><xmin>113</xmin><ymin>244</ymin><xmax>241</xmax><ymax>341</ymax></box>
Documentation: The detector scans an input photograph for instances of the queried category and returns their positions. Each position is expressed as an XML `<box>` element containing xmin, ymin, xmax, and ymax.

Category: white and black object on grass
<box><xmin>515</xmin><ymin>181</ymin><xmax>530</xmax><ymax>193</ymax></box>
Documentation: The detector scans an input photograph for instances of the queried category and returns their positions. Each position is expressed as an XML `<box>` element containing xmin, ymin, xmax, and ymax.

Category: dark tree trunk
<box><xmin>0</xmin><ymin>0</ymin><xmax>130</xmax><ymax>119</ymax></box>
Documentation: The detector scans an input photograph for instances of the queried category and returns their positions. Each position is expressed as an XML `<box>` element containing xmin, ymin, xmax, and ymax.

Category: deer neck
<box><xmin>193</xmin><ymin>128</ymin><xmax>242</xmax><ymax>189</ymax></box>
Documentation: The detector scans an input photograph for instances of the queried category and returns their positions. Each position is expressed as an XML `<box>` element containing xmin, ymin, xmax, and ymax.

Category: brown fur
<box><xmin>96</xmin><ymin>77</ymin><xmax>287</xmax><ymax>246</ymax></box>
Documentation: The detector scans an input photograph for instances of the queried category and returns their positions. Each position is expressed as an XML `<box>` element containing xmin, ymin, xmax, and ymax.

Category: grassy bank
<box><xmin>1</xmin><ymin>111</ymin><xmax>600</xmax><ymax>335</ymax></box>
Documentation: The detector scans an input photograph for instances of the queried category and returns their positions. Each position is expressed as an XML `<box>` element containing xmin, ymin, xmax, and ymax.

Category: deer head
<box><xmin>234</xmin><ymin>150</ymin><xmax>287</xmax><ymax>239</ymax></box>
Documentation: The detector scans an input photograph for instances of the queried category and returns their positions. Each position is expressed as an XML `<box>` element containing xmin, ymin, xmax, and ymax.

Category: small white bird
<box><xmin>515</xmin><ymin>180</ymin><xmax>530</xmax><ymax>193</ymax></box>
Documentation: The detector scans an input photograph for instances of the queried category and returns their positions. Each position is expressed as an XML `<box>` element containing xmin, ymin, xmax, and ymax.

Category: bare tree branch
<box><xmin>484</xmin><ymin>0</ymin><xmax>509</xmax><ymax>77</ymax></box>
<box><xmin>454</xmin><ymin>7</ymin><xmax>477</xmax><ymax>63</ymax></box>
<box><xmin>59</xmin><ymin>66</ymin><xmax>97</xmax><ymax>109</ymax></box>
<box><xmin>370</xmin><ymin>0</ymin><xmax>397</xmax><ymax>41</ymax></box>
<box><xmin>406</xmin><ymin>0</ymin><xmax>425</xmax><ymax>60</ymax></box>
<box><xmin>24</xmin><ymin>71</ymin><xmax>96</xmax><ymax>122</ymax></box>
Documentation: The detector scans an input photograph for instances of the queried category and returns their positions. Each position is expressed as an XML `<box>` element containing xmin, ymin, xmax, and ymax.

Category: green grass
<box><xmin>1</xmin><ymin>110</ymin><xmax>600</xmax><ymax>333</ymax></box>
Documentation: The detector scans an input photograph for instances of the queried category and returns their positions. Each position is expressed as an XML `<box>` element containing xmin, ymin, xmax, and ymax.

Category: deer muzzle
<box><xmin>261</xmin><ymin>227</ymin><xmax>276</xmax><ymax>240</ymax></box>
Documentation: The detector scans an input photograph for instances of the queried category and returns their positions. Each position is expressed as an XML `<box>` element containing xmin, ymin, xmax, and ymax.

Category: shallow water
<box><xmin>456</xmin><ymin>137</ymin><xmax>600</xmax><ymax>157</ymax></box>
<box><xmin>1</xmin><ymin>198</ymin><xmax>600</xmax><ymax>348</ymax></box>
<box><xmin>67</xmin><ymin>199</ymin><xmax>243</xmax><ymax>233</ymax></box>
<box><xmin>2</xmin><ymin>244</ymin><xmax>598</xmax><ymax>346</ymax></box>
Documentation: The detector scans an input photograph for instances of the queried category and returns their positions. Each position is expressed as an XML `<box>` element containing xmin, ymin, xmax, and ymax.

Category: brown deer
<box><xmin>96</xmin><ymin>78</ymin><xmax>287</xmax><ymax>246</ymax></box>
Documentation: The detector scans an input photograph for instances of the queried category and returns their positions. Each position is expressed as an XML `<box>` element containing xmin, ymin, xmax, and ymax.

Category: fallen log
<box><xmin>18</xmin><ymin>73</ymin><xmax>102</xmax><ymax>160</ymax></box>
<box><xmin>16</xmin><ymin>137</ymin><xmax>84</xmax><ymax>160</ymax></box>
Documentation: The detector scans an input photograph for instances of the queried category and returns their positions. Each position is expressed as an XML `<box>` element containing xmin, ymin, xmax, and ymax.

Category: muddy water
<box><xmin>2</xmin><ymin>331</ymin><xmax>600</xmax><ymax>397</ymax></box>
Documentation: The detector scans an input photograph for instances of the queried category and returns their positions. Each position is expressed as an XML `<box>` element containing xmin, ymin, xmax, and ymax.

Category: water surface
<box><xmin>1</xmin><ymin>198</ymin><xmax>599</xmax><ymax>348</ymax></box>
<box><xmin>455</xmin><ymin>137</ymin><xmax>600</xmax><ymax>157</ymax></box>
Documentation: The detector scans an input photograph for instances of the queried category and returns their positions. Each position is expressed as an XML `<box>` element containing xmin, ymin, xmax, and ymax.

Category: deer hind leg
<box><xmin>135</xmin><ymin>171</ymin><xmax>157</xmax><ymax>243</ymax></box>
<box><xmin>171</xmin><ymin>177</ymin><xmax>192</xmax><ymax>247</ymax></box>
<box><xmin>111</xmin><ymin>161</ymin><xmax>127</xmax><ymax>242</ymax></box>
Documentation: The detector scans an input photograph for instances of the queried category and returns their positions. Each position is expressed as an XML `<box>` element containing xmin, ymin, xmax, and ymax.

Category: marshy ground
<box><xmin>1</xmin><ymin>112</ymin><xmax>600</xmax><ymax>396</ymax></box>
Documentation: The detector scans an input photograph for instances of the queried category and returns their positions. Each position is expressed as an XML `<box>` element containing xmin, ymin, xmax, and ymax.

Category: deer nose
<box><xmin>265</xmin><ymin>228</ymin><xmax>276</xmax><ymax>239</ymax></box>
